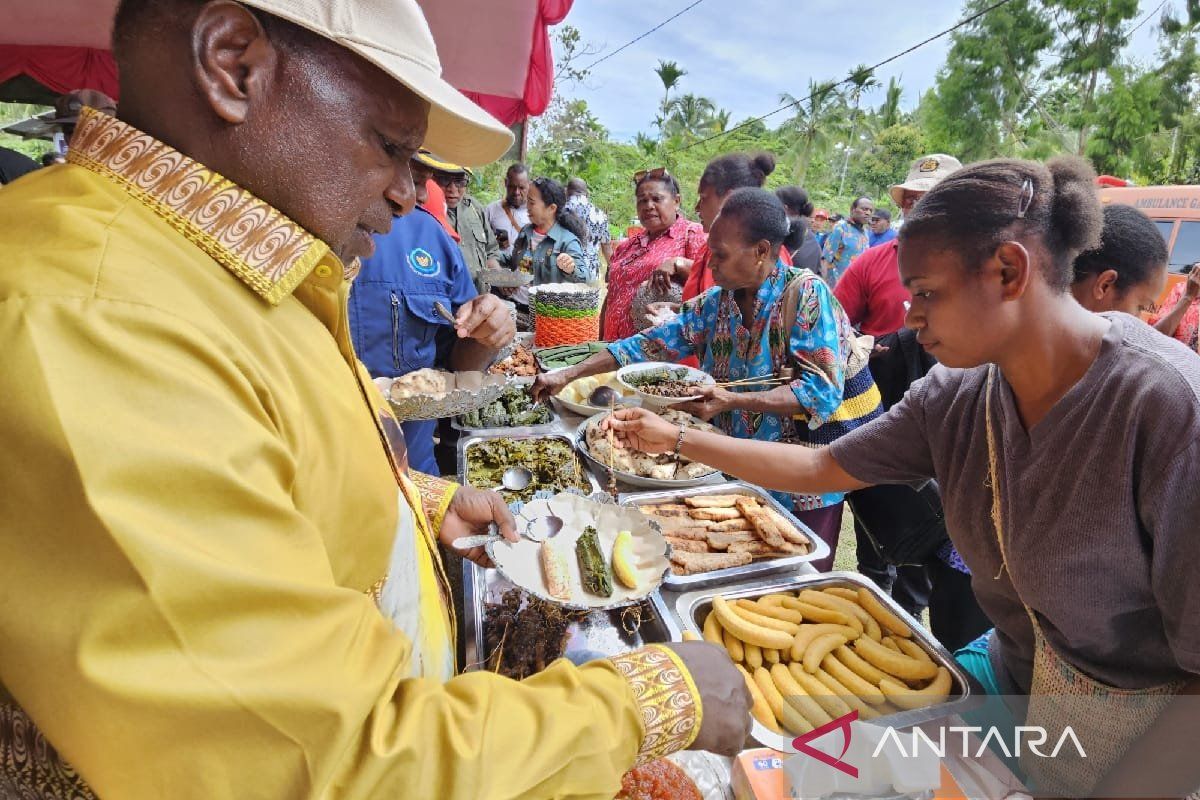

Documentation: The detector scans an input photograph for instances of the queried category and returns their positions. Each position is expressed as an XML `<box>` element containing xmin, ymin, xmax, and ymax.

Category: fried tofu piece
<box><xmin>763</xmin><ymin>506</ymin><xmax>811</xmax><ymax>547</ymax></box>
<box><xmin>728</xmin><ymin>539</ymin><xmax>807</xmax><ymax>557</ymax></box>
<box><xmin>706</xmin><ymin>518</ymin><xmax>754</xmax><ymax>532</ymax></box>
<box><xmin>670</xmin><ymin>550</ymin><xmax>753</xmax><ymax>575</ymax></box>
<box><xmin>683</xmin><ymin>494</ymin><xmax>743</xmax><ymax>509</ymax></box>
<box><xmin>665</xmin><ymin>537</ymin><xmax>709</xmax><ymax>553</ymax></box>
<box><xmin>706</xmin><ymin>530</ymin><xmax>759</xmax><ymax>551</ymax></box>
<box><xmin>688</xmin><ymin>507</ymin><xmax>742</xmax><ymax>522</ymax></box>
<box><xmin>661</xmin><ymin>527</ymin><xmax>712</xmax><ymax>541</ymax></box>
<box><xmin>735</xmin><ymin>497</ymin><xmax>786</xmax><ymax>549</ymax></box>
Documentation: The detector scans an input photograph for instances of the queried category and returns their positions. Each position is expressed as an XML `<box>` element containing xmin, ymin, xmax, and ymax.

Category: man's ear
<box><xmin>190</xmin><ymin>1</ymin><xmax>277</xmax><ymax>124</ymax></box>
<box><xmin>993</xmin><ymin>241</ymin><xmax>1032</xmax><ymax>302</ymax></box>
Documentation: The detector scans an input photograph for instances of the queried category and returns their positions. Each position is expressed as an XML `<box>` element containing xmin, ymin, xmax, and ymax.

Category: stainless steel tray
<box><xmin>667</xmin><ymin>571</ymin><xmax>983</xmax><ymax>739</ymax></box>
<box><xmin>621</xmin><ymin>482</ymin><xmax>831</xmax><ymax>589</ymax></box>
<box><xmin>462</xmin><ymin>564</ymin><xmax>681</xmax><ymax>674</ymax></box>
<box><xmin>574</xmin><ymin>417</ymin><xmax>726</xmax><ymax>490</ymax></box>
<box><xmin>458</xmin><ymin>431</ymin><xmax>600</xmax><ymax>498</ymax></box>
<box><xmin>450</xmin><ymin>392</ymin><xmax>559</xmax><ymax>437</ymax></box>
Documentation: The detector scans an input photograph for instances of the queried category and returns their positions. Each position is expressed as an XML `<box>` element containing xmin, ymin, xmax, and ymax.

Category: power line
<box><xmin>579</xmin><ymin>0</ymin><xmax>708</xmax><ymax>73</ymax></box>
<box><xmin>663</xmin><ymin>0</ymin><xmax>1021</xmax><ymax>155</ymax></box>
<box><xmin>1128</xmin><ymin>0</ymin><xmax>1169</xmax><ymax>37</ymax></box>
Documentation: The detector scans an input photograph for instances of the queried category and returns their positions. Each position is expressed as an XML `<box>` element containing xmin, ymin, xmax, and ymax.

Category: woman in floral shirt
<box><xmin>1151</xmin><ymin>264</ymin><xmax>1200</xmax><ymax>350</ymax></box>
<box><xmin>535</xmin><ymin>189</ymin><xmax>882</xmax><ymax>568</ymax></box>
<box><xmin>602</xmin><ymin>170</ymin><xmax>706</xmax><ymax>339</ymax></box>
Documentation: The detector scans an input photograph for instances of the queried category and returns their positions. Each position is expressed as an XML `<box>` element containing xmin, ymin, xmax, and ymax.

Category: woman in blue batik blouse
<box><xmin>533</xmin><ymin>188</ymin><xmax>882</xmax><ymax>568</ymax></box>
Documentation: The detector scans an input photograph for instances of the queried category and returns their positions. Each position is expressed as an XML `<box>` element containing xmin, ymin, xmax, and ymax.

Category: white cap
<box><xmin>889</xmin><ymin>154</ymin><xmax>963</xmax><ymax>205</ymax></box>
<box><xmin>240</xmin><ymin>0</ymin><xmax>513</xmax><ymax>166</ymax></box>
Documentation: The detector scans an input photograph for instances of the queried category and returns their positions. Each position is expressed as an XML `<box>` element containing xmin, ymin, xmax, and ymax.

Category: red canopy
<box><xmin>0</xmin><ymin>0</ymin><xmax>570</xmax><ymax>126</ymax></box>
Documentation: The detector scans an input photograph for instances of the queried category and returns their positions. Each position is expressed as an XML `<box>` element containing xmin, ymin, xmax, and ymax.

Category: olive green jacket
<box><xmin>447</xmin><ymin>196</ymin><xmax>500</xmax><ymax>289</ymax></box>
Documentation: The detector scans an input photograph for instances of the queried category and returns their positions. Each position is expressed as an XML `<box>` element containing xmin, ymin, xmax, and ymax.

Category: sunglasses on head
<box><xmin>633</xmin><ymin>167</ymin><xmax>671</xmax><ymax>184</ymax></box>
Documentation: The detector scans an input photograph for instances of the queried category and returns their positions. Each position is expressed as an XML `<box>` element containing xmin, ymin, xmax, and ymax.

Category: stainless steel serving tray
<box><xmin>620</xmin><ymin>482</ymin><xmax>831</xmax><ymax>589</ymax></box>
<box><xmin>462</xmin><ymin>564</ymin><xmax>680</xmax><ymax>674</ymax></box>
<box><xmin>450</xmin><ymin>389</ymin><xmax>559</xmax><ymax>437</ymax></box>
<box><xmin>668</xmin><ymin>570</ymin><xmax>983</xmax><ymax>738</ymax></box>
<box><xmin>458</xmin><ymin>431</ymin><xmax>600</xmax><ymax>497</ymax></box>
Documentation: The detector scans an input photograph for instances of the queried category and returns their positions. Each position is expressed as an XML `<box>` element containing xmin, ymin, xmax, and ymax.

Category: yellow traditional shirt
<box><xmin>0</xmin><ymin>108</ymin><xmax>700</xmax><ymax>800</ymax></box>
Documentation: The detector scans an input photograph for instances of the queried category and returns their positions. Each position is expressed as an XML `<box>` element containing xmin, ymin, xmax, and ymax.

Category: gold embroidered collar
<box><xmin>67</xmin><ymin>107</ymin><xmax>330</xmax><ymax>305</ymax></box>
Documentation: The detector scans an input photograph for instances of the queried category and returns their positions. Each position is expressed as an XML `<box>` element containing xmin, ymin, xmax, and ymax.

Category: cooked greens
<box><xmin>458</xmin><ymin>386</ymin><xmax>553</xmax><ymax>429</ymax></box>
<box><xmin>465</xmin><ymin>437</ymin><xmax>591</xmax><ymax>503</ymax></box>
<box><xmin>575</xmin><ymin>527</ymin><xmax>613</xmax><ymax>598</ymax></box>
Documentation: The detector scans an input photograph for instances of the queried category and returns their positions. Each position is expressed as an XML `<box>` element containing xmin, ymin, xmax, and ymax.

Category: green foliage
<box><xmin>0</xmin><ymin>103</ymin><xmax>55</xmax><ymax>162</ymax></box>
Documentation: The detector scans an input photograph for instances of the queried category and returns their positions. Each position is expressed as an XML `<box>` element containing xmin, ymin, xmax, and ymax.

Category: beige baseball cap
<box><xmin>889</xmin><ymin>154</ymin><xmax>963</xmax><ymax>205</ymax></box>
<box><xmin>239</xmin><ymin>0</ymin><xmax>513</xmax><ymax>167</ymax></box>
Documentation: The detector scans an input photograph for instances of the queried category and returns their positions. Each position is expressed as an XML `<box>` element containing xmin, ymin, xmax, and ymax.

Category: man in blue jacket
<box><xmin>350</xmin><ymin>180</ymin><xmax>515</xmax><ymax>475</ymax></box>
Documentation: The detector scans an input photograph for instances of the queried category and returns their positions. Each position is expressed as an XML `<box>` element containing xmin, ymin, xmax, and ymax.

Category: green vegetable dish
<box><xmin>534</xmin><ymin>342</ymin><xmax>609</xmax><ymax>370</ymax></box>
<box><xmin>458</xmin><ymin>386</ymin><xmax>553</xmax><ymax>429</ymax></box>
<box><xmin>464</xmin><ymin>437</ymin><xmax>592</xmax><ymax>503</ymax></box>
<box><xmin>575</xmin><ymin>527</ymin><xmax>613</xmax><ymax>598</ymax></box>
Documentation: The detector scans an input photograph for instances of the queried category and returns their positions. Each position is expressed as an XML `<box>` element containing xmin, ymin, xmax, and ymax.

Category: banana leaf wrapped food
<box><xmin>575</xmin><ymin>526</ymin><xmax>613</xmax><ymax>598</ymax></box>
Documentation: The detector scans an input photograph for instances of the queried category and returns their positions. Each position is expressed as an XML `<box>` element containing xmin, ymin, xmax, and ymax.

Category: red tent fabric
<box><xmin>0</xmin><ymin>45</ymin><xmax>118</xmax><ymax>99</ymax></box>
<box><xmin>0</xmin><ymin>0</ymin><xmax>570</xmax><ymax>127</ymax></box>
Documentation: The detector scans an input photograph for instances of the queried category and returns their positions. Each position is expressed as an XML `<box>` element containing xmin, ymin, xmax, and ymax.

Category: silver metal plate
<box><xmin>666</xmin><ymin>571</ymin><xmax>984</xmax><ymax>739</ymax></box>
<box><xmin>573</xmin><ymin>417</ymin><xmax>726</xmax><ymax>490</ymax></box>
<box><xmin>620</xmin><ymin>482</ymin><xmax>832</xmax><ymax>589</ymax></box>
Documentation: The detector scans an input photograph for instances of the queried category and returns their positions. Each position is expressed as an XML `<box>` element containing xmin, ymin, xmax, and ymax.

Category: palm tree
<box><xmin>780</xmin><ymin>80</ymin><xmax>841</xmax><ymax>184</ymax></box>
<box><xmin>711</xmin><ymin>108</ymin><xmax>732</xmax><ymax>134</ymax></box>
<box><xmin>839</xmin><ymin>64</ymin><xmax>881</xmax><ymax>193</ymax></box>
<box><xmin>877</xmin><ymin>76</ymin><xmax>904</xmax><ymax>130</ymax></box>
<box><xmin>654</xmin><ymin>60</ymin><xmax>686</xmax><ymax>118</ymax></box>
<box><xmin>663</xmin><ymin>93</ymin><xmax>718</xmax><ymax>139</ymax></box>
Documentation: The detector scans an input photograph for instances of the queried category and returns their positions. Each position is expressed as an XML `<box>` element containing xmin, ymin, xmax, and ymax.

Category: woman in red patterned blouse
<box><xmin>601</xmin><ymin>171</ymin><xmax>705</xmax><ymax>340</ymax></box>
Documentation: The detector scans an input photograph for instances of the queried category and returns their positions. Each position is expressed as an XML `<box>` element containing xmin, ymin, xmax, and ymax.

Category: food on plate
<box><xmin>637</xmin><ymin>490</ymin><xmax>813</xmax><ymax>576</ymax></box>
<box><xmin>852</xmin><ymin>632</ymin><xmax>939</xmax><ymax>681</ymax></box>
<box><xmin>611</xmin><ymin>530</ymin><xmax>641</xmax><ymax>590</ymax></box>
<box><xmin>584</xmin><ymin>410</ymin><xmax>718</xmax><ymax>481</ymax></box>
<box><xmin>711</xmin><ymin>596</ymin><xmax>793</xmax><ymax>649</ymax></box>
<box><xmin>464</xmin><ymin>437</ymin><xmax>591</xmax><ymax>503</ymax></box>
<box><xmin>879</xmin><ymin>667</ymin><xmax>953</xmax><ymax>710</ymax></box>
<box><xmin>672</xmin><ymin>550</ymin><xmax>753</xmax><ymax>575</ymax></box>
<box><xmin>536</xmin><ymin>341</ymin><xmax>609</xmax><ymax>371</ymax></box>
<box><xmin>688</xmin><ymin>507</ymin><xmax>741</xmax><ymax>522</ymax></box>
<box><xmin>388</xmin><ymin>367</ymin><xmax>448</xmax><ymax>400</ymax></box>
<box><xmin>623</xmin><ymin>366</ymin><xmax>706</xmax><ymax>398</ymax></box>
<box><xmin>697</xmin><ymin>585</ymin><xmax>955</xmax><ymax>734</ymax></box>
<box><xmin>575</xmin><ymin>526</ymin><xmax>613</xmax><ymax>598</ymax></box>
<box><xmin>458</xmin><ymin>386</ymin><xmax>552</xmax><ymax>429</ymax></box>
<box><xmin>737</xmin><ymin>664</ymin><xmax>782</xmax><ymax>733</ymax></box>
<box><xmin>682</xmin><ymin>494</ymin><xmax>742</xmax><ymax>508</ymax></box>
<box><xmin>539</xmin><ymin>542</ymin><xmax>571</xmax><ymax>601</ymax></box>
<box><xmin>857</xmin><ymin>586</ymin><xmax>914</xmax><ymax>638</ymax></box>
<box><xmin>665</xmin><ymin>537</ymin><xmax>706</xmax><ymax>553</ymax></box>
<box><xmin>488</xmin><ymin>342</ymin><xmax>537</xmax><ymax>376</ymax></box>
<box><xmin>735</xmin><ymin>497</ymin><xmax>786</xmax><ymax>548</ymax></box>
<box><xmin>482</xmin><ymin>588</ymin><xmax>586</xmax><ymax>679</ymax></box>
<box><xmin>800</xmin><ymin>590</ymin><xmax>882</xmax><ymax>640</ymax></box>
<box><xmin>556</xmin><ymin>371</ymin><xmax>636</xmax><ymax>411</ymax></box>
<box><xmin>616</xmin><ymin>757</ymin><xmax>702</xmax><ymax>800</ymax></box>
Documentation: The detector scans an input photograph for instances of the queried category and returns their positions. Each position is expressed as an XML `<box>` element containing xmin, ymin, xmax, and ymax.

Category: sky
<box><xmin>554</xmin><ymin>0</ymin><xmax>1172</xmax><ymax>143</ymax></box>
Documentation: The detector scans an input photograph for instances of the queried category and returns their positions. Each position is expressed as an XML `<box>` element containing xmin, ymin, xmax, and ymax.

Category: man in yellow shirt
<box><xmin>0</xmin><ymin>1</ymin><xmax>749</xmax><ymax>798</ymax></box>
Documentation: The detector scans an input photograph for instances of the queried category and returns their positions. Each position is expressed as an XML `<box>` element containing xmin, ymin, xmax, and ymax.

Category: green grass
<box><xmin>833</xmin><ymin>508</ymin><xmax>859</xmax><ymax>573</ymax></box>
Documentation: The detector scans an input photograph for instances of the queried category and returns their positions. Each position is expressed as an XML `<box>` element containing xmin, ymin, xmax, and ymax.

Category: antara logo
<box><xmin>791</xmin><ymin>711</ymin><xmax>859</xmax><ymax>778</ymax></box>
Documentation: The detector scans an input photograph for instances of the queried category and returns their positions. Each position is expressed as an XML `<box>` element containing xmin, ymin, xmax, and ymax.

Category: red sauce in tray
<box><xmin>617</xmin><ymin>758</ymin><xmax>702</xmax><ymax>800</ymax></box>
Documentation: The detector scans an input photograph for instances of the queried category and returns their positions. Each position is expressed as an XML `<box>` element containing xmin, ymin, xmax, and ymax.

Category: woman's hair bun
<box><xmin>752</xmin><ymin>152</ymin><xmax>776</xmax><ymax>179</ymax></box>
<box><xmin>1046</xmin><ymin>155</ymin><xmax>1102</xmax><ymax>255</ymax></box>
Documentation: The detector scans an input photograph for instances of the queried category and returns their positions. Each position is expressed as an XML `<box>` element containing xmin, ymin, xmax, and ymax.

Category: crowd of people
<box><xmin>1</xmin><ymin>0</ymin><xmax>1198</xmax><ymax>797</ymax></box>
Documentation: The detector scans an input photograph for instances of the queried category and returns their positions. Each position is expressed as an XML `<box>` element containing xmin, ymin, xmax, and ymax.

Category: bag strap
<box><xmin>781</xmin><ymin>270</ymin><xmax>873</xmax><ymax>379</ymax></box>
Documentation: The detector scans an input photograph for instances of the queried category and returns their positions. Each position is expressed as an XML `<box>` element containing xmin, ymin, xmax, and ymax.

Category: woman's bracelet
<box><xmin>673</xmin><ymin>423</ymin><xmax>687</xmax><ymax>458</ymax></box>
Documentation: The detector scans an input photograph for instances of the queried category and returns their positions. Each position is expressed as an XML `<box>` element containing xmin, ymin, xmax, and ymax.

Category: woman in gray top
<box><xmin>606</xmin><ymin>156</ymin><xmax>1200</xmax><ymax>797</ymax></box>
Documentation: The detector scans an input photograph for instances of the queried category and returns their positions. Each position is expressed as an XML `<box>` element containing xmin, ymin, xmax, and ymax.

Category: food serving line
<box><xmin>392</xmin><ymin>338</ymin><xmax>1025</xmax><ymax>799</ymax></box>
